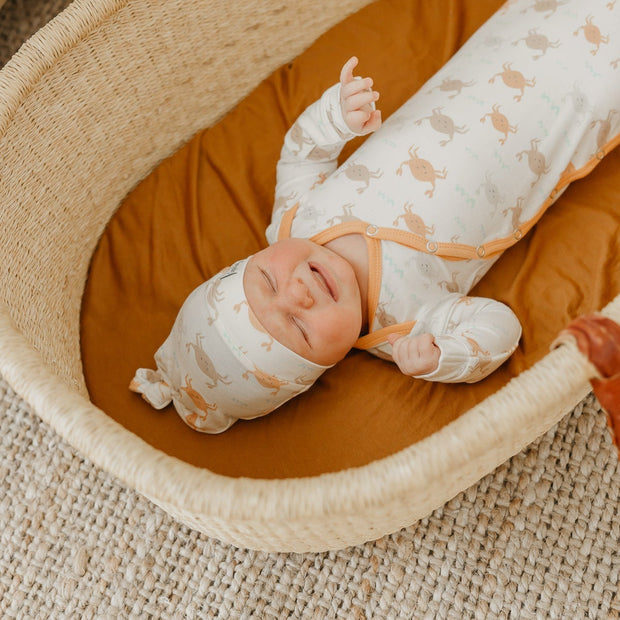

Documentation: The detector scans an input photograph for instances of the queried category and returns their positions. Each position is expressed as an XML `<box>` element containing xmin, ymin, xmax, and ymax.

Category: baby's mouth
<box><xmin>309</xmin><ymin>262</ymin><xmax>338</xmax><ymax>301</ymax></box>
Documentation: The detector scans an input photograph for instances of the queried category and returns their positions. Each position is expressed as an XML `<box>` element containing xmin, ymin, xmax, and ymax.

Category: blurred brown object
<box><xmin>554</xmin><ymin>314</ymin><xmax>620</xmax><ymax>454</ymax></box>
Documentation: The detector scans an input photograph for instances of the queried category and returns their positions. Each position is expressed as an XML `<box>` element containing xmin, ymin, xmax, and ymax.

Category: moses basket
<box><xmin>1</xmin><ymin>0</ymin><xmax>618</xmax><ymax>553</ymax></box>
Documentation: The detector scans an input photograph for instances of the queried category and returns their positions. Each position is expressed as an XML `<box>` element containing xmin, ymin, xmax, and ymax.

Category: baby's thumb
<box><xmin>363</xmin><ymin>109</ymin><xmax>382</xmax><ymax>134</ymax></box>
<box><xmin>387</xmin><ymin>333</ymin><xmax>403</xmax><ymax>346</ymax></box>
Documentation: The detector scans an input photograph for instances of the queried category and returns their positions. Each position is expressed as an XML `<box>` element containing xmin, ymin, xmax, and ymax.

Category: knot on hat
<box><xmin>130</xmin><ymin>368</ymin><xmax>174</xmax><ymax>409</ymax></box>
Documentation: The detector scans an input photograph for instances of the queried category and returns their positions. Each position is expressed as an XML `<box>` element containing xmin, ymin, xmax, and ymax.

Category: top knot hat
<box><xmin>130</xmin><ymin>259</ymin><xmax>331</xmax><ymax>432</ymax></box>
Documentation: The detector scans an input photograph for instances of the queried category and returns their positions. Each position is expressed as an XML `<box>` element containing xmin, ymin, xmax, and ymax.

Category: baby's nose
<box><xmin>291</xmin><ymin>277</ymin><xmax>314</xmax><ymax>309</ymax></box>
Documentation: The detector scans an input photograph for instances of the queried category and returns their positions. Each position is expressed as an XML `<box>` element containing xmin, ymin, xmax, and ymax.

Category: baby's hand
<box><xmin>339</xmin><ymin>56</ymin><xmax>382</xmax><ymax>135</ymax></box>
<box><xmin>387</xmin><ymin>332</ymin><xmax>441</xmax><ymax>377</ymax></box>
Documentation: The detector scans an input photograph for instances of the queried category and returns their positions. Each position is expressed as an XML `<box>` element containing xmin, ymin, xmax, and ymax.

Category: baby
<box><xmin>131</xmin><ymin>0</ymin><xmax>620</xmax><ymax>432</ymax></box>
<box><xmin>243</xmin><ymin>55</ymin><xmax>520</xmax><ymax>378</ymax></box>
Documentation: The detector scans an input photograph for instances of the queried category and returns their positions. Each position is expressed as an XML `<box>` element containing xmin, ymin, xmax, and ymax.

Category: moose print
<box><xmin>462</xmin><ymin>330</ymin><xmax>498</xmax><ymax>381</ymax></box>
<box><xmin>233</xmin><ymin>300</ymin><xmax>275</xmax><ymax>351</ymax></box>
<box><xmin>243</xmin><ymin>365</ymin><xmax>289</xmax><ymax>395</ymax></box>
<box><xmin>500</xmin><ymin>0</ymin><xmax>520</xmax><ymax>14</ymax></box>
<box><xmin>273</xmin><ymin>191</ymin><xmax>297</xmax><ymax>213</ymax></box>
<box><xmin>396</xmin><ymin>146</ymin><xmax>447</xmax><ymax>197</ymax></box>
<box><xmin>489</xmin><ymin>62</ymin><xmax>536</xmax><ymax>102</ymax></box>
<box><xmin>180</xmin><ymin>375</ymin><xmax>218</xmax><ymax>416</ymax></box>
<box><xmin>336</xmin><ymin>162</ymin><xmax>383</xmax><ymax>193</ymax></box>
<box><xmin>463</xmin><ymin>333</ymin><xmax>491</xmax><ymax>357</ymax></box>
<box><xmin>502</xmin><ymin>197</ymin><xmax>525</xmax><ymax>232</ymax></box>
<box><xmin>477</xmin><ymin>172</ymin><xmax>506</xmax><ymax>210</ymax></box>
<box><xmin>438</xmin><ymin>273</ymin><xmax>461</xmax><ymax>294</ymax></box>
<box><xmin>186</xmin><ymin>334</ymin><xmax>231</xmax><ymax>388</ymax></box>
<box><xmin>512</xmin><ymin>28</ymin><xmax>561</xmax><ymax>59</ymax></box>
<box><xmin>298</xmin><ymin>202</ymin><xmax>326</xmax><ymax>228</ymax></box>
<box><xmin>415</xmin><ymin>107</ymin><xmax>468</xmax><ymax>146</ymax></box>
<box><xmin>376</xmin><ymin>302</ymin><xmax>398</xmax><ymax>328</ymax></box>
<box><xmin>480</xmin><ymin>104</ymin><xmax>518</xmax><ymax>145</ymax></box>
<box><xmin>574</xmin><ymin>15</ymin><xmax>609</xmax><ymax>55</ymax></box>
<box><xmin>184</xmin><ymin>412</ymin><xmax>208</xmax><ymax>431</ymax></box>
<box><xmin>206</xmin><ymin>279</ymin><xmax>225</xmax><ymax>325</ymax></box>
<box><xmin>563</xmin><ymin>83</ymin><xmax>592</xmax><ymax>117</ymax></box>
<box><xmin>310</xmin><ymin>171</ymin><xmax>329</xmax><ymax>190</ymax></box>
<box><xmin>427</xmin><ymin>77</ymin><xmax>475</xmax><ymax>99</ymax></box>
<box><xmin>308</xmin><ymin>145</ymin><xmax>342</xmax><ymax>161</ymax></box>
<box><xmin>590</xmin><ymin>109</ymin><xmax>618</xmax><ymax>153</ymax></box>
<box><xmin>517</xmin><ymin>139</ymin><xmax>551</xmax><ymax>186</ymax></box>
<box><xmin>482</xmin><ymin>35</ymin><xmax>505</xmax><ymax>52</ymax></box>
<box><xmin>293</xmin><ymin>374</ymin><xmax>318</xmax><ymax>387</ymax></box>
<box><xmin>327</xmin><ymin>203</ymin><xmax>361</xmax><ymax>226</ymax></box>
<box><xmin>289</xmin><ymin>121</ymin><xmax>315</xmax><ymax>154</ymax></box>
<box><xmin>522</xmin><ymin>0</ymin><xmax>569</xmax><ymax>19</ymax></box>
<box><xmin>468</xmin><ymin>354</ymin><xmax>496</xmax><ymax>382</ymax></box>
<box><xmin>393</xmin><ymin>202</ymin><xmax>435</xmax><ymax>238</ymax></box>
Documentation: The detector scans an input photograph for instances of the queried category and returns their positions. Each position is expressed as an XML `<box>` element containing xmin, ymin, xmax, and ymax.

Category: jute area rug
<box><xmin>1</xmin><ymin>374</ymin><xmax>619</xmax><ymax>618</ymax></box>
<box><xmin>1</xmin><ymin>1</ymin><xmax>619</xmax><ymax>618</ymax></box>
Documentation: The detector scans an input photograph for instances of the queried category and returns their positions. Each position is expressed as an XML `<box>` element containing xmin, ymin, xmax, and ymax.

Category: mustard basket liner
<box><xmin>0</xmin><ymin>0</ymin><xmax>616</xmax><ymax>552</ymax></box>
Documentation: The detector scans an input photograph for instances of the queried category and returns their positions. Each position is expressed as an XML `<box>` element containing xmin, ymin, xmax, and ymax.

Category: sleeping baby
<box><xmin>131</xmin><ymin>0</ymin><xmax>620</xmax><ymax>432</ymax></box>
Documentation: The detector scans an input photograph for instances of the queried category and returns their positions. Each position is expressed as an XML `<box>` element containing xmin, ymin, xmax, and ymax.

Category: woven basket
<box><xmin>0</xmin><ymin>0</ymin><xmax>617</xmax><ymax>553</ymax></box>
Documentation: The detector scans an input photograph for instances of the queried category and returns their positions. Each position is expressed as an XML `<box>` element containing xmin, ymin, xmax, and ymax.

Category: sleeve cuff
<box><xmin>413</xmin><ymin>335</ymin><xmax>472</xmax><ymax>382</ymax></box>
<box><xmin>322</xmin><ymin>82</ymin><xmax>375</xmax><ymax>139</ymax></box>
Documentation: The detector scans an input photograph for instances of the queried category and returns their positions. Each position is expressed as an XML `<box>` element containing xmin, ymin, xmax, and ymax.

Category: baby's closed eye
<box><xmin>290</xmin><ymin>315</ymin><xmax>310</xmax><ymax>346</ymax></box>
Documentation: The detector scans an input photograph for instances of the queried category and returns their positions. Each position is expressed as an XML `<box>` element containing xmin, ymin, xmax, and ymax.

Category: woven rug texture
<box><xmin>1</xmin><ymin>0</ymin><xmax>620</xmax><ymax>617</ymax></box>
<box><xmin>1</xmin><ymin>377</ymin><xmax>619</xmax><ymax>618</ymax></box>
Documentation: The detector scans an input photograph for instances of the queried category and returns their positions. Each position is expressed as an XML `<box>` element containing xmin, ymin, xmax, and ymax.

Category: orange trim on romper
<box><xmin>274</xmin><ymin>132</ymin><xmax>620</xmax><ymax>347</ymax></box>
<box><xmin>277</xmin><ymin>203</ymin><xmax>299</xmax><ymax>241</ymax></box>
<box><xmin>365</xmin><ymin>236</ymin><xmax>382</xmax><ymax>335</ymax></box>
<box><xmin>355</xmin><ymin>321</ymin><xmax>417</xmax><ymax>350</ymax></box>
<box><xmin>308</xmin><ymin>221</ymin><xmax>383</xmax><ymax>337</ymax></box>
<box><xmin>478</xmin><ymin>132</ymin><xmax>620</xmax><ymax>258</ymax></box>
<box><xmin>309</xmin><ymin>220</ymin><xmax>508</xmax><ymax>260</ymax></box>
<box><xmin>307</xmin><ymin>219</ymin><xmax>515</xmax><ymax>260</ymax></box>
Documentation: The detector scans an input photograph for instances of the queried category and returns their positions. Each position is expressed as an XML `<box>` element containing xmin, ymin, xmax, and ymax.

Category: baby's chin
<box><xmin>326</xmin><ymin>320</ymin><xmax>365</xmax><ymax>365</ymax></box>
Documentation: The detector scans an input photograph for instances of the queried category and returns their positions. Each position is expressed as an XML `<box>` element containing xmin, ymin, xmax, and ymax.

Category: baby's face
<box><xmin>243</xmin><ymin>238</ymin><xmax>363</xmax><ymax>366</ymax></box>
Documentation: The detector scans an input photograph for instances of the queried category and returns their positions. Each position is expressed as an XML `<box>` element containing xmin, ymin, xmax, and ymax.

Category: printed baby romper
<box><xmin>266</xmin><ymin>0</ymin><xmax>620</xmax><ymax>383</ymax></box>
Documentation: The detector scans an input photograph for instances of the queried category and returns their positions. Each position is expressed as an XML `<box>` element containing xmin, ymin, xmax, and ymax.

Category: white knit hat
<box><xmin>130</xmin><ymin>259</ymin><xmax>331</xmax><ymax>433</ymax></box>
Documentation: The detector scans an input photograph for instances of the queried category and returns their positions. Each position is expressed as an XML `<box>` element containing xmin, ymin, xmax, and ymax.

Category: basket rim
<box><xmin>0</xmin><ymin>0</ymin><xmax>128</xmax><ymax>138</ymax></box>
<box><xmin>0</xmin><ymin>0</ymin><xmax>610</xmax><ymax>531</ymax></box>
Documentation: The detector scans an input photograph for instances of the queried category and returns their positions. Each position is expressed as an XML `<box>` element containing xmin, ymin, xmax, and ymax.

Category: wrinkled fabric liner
<box><xmin>81</xmin><ymin>0</ymin><xmax>620</xmax><ymax>478</ymax></box>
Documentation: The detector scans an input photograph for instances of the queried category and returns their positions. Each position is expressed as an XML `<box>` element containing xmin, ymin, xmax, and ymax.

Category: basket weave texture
<box><xmin>0</xmin><ymin>0</ymin><xmax>617</xmax><ymax>551</ymax></box>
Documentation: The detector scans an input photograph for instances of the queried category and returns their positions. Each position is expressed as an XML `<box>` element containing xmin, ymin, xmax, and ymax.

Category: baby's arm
<box><xmin>388</xmin><ymin>294</ymin><xmax>522</xmax><ymax>383</ymax></box>
<box><xmin>272</xmin><ymin>57</ymin><xmax>381</xmax><ymax>209</ymax></box>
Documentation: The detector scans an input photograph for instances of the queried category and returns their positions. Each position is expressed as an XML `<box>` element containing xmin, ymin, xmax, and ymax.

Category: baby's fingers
<box><xmin>345</xmin><ymin>109</ymin><xmax>373</xmax><ymax>133</ymax></box>
<box><xmin>363</xmin><ymin>109</ymin><xmax>382</xmax><ymax>134</ymax></box>
<box><xmin>346</xmin><ymin>109</ymin><xmax>382</xmax><ymax>135</ymax></box>
<box><xmin>388</xmin><ymin>337</ymin><xmax>415</xmax><ymax>375</ymax></box>
<box><xmin>339</xmin><ymin>56</ymin><xmax>359</xmax><ymax>85</ymax></box>
<box><xmin>388</xmin><ymin>333</ymin><xmax>440</xmax><ymax>376</ymax></box>
<box><xmin>341</xmin><ymin>76</ymin><xmax>374</xmax><ymax>101</ymax></box>
<box><xmin>341</xmin><ymin>88</ymin><xmax>379</xmax><ymax>113</ymax></box>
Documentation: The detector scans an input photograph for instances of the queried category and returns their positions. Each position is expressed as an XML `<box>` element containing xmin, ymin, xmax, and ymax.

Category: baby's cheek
<box><xmin>324</xmin><ymin>309</ymin><xmax>359</xmax><ymax>347</ymax></box>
